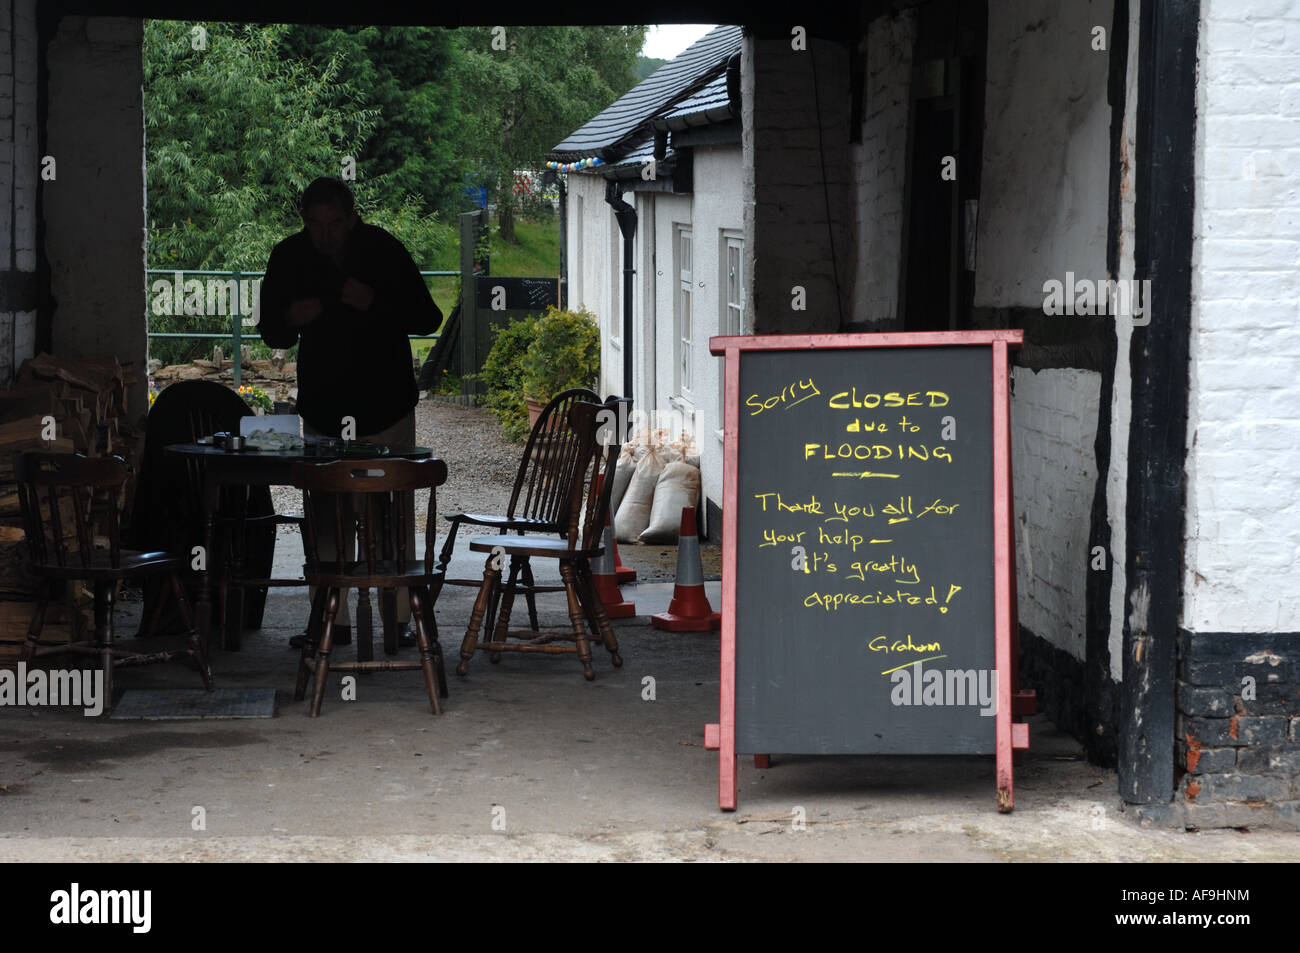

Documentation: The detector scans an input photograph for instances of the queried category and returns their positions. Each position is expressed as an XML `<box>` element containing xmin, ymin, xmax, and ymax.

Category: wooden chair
<box><xmin>13</xmin><ymin>452</ymin><xmax>213</xmax><ymax>710</ymax></box>
<box><xmin>457</xmin><ymin>399</ymin><xmax>624</xmax><ymax>681</ymax></box>
<box><xmin>129</xmin><ymin>379</ymin><xmax>292</xmax><ymax>637</ymax></box>
<box><xmin>436</xmin><ymin>387</ymin><xmax>600</xmax><ymax>636</ymax></box>
<box><xmin>291</xmin><ymin>457</ymin><xmax>449</xmax><ymax>716</ymax></box>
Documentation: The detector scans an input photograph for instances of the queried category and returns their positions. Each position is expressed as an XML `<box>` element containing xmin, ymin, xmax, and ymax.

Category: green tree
<box><xmin>144</xmin><ymin>21</ymin><xmax>450</xmax><ymax>365</ymax></box>
<box><xmin>451</xmin><ymin>25</ymin><xmax>647</xmax><ymax>244</ymax></box>
<box><xmin>282</xmin><ymin>25</ymin><xmax>465</xmax><ymax>216</ymax></box>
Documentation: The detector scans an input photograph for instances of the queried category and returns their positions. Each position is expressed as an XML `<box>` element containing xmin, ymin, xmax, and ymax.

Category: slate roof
<box><xmin>654</xmin><ymin>72</ymin><xmax>735</xmax><ymax>130</ymax></box>
<box><xmin>547</xmin><ymin>24</ymin><xmax>742</xmax><ymax>164</ymax></box>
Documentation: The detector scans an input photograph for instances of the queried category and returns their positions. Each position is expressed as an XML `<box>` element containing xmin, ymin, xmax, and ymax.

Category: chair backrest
<box><xmin>13</xmin><ymin>451</ymin><xmax>126</xmax><ymax>571</ymax></box>
<box><xmin>130</xmin><ymin>379</ymin><xmax>263</xmax><ymax>550</ymax></box>
<box><xmin>291</xmin><ymin>457</ymin><xmax>449</xmax><ymax>579</ymax></box>
<box><xmin>508</xmin><ymin>387</ymin><xmax>601</xmax><ymax>529</ymax></box>
<box><xmin>557</xmin><ymin>399</ymin><xmax>622</xmax><ymax>555</ymax></box>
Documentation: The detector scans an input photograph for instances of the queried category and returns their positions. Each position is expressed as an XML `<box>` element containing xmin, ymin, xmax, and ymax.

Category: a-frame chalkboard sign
<box><xmin>705</xmin><ymin>330</ymin><xmax>1030</xmax><ymax>812</ymax></box>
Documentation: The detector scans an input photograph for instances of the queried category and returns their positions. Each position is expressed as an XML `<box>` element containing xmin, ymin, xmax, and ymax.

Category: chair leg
<box><xmin>489</xmin><ymin>557</ymin><xmax>523</xmax><ymax>663</ymax></box>
<box><xmin>95</xmin><ymin>580</ymin><xmax>115</xmax><ymax>713</ymax></box>
<box><xmin>170</xmin><ymin>570</ymin><xmax>213</xmax><ymax>691</ymax></box>
<box><xmin>559</xmin><ymin>562</ymin><xmax>595</xmax><ymax>681</ymax></box>
<box><xmin>521</xmin><ymin>558</ymin><xmax>540</xmax><ymax>631</ymax></box>
<box><xmin>457</xmin><ymin>562</ymin><xmax>500</xmax><ymax>676</ymax></box>
<box><xmin>20</xmin><ymin>581</ymin><xmax>51</xmax><ymax>663</ymax></box>
<box><xmin>408</xmin><ymin>587</ymin><xmax>442</xmax><ymax>715</ymax></box>
<box><xmin>418</xmin><ymin>582</ymin><xmax>448</xmax><ymax>698</ymax></box>
<box><xmin>435</xmin><ymin>521</ymin><xmax>460</xmax><ymax>576</ymax></box>
<box><xmin>296</xmin><ymin>586</ymin><xmax>329</xmax><ymax>701</ymax></box>
<box><xmin>357</xmin><ymin>587</ymin><xmax>374</xmax><ymax>664</ymax></box>
<box><xmin>310</xmin><ymin>589</ymin><xmax>341</xmax><ymax>717</ymax></box>
<box><xmin>141</xmin><ymin>573</ymin><xmax>173</xmax><ymax>641</ymax></box>
<box><xmin>575</xmin><ymin>559</ymin><xmax>623</xmax><ymax>666</ymax></box>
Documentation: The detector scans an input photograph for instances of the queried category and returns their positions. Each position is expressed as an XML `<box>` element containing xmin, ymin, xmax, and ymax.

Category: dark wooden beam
<box><xmin>1120</xmin><ymin>0</ymin><xmax>1199</xmax><ymax>806</ymax></box>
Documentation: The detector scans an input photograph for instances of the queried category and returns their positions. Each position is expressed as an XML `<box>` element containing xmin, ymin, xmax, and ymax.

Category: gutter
<box><xmin>604</xmin><ymin>180</ymin><xmax>637</xmax><ymax>403</ymax></box>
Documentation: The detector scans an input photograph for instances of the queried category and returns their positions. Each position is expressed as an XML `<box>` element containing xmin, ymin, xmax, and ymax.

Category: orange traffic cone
<box><xmin>652</xmin><ymin>506</ymin><xmax>720</xmax><ymax>631</ymax></box>
<box><xmin>591</xmin><ymin>477</ymin><xmax>635</xmax><ymax>618</ymax></box>
<box><xmin>613</xmin><ymin>534</ymin><xmax>637</xmax><ymax>584</ymax></box>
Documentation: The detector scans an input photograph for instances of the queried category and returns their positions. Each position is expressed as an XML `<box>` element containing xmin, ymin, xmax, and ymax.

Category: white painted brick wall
<box><xmin>1185</xmin><ymin>0</ymin><xmax>1300</xmax><ymax>632</ymax></box>
<box><xmin>977</xmin><ymin>0</ymin><xmax>1112</xmax><ymax>308</ymax></box>
<box><xmin>1011</xmin><ymin>368</ymin><xmax>1102</xmax><ymax>661</ymax></box>
<box><xmin>850</xmin><ymin>9</ymin><xmax>914</xmax><ymax>327</ymax></box>
<box><xmin>975</xmin><ymin>2</ymin><xmax>1113</xmax><ymax>661</ymax></box>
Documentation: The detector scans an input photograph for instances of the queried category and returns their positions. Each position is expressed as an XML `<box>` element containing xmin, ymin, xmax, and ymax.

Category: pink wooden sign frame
<box><xmin>704</xmin><ymin>330</ymin><xmax>1027</xmax><ymax>812</ymax></box>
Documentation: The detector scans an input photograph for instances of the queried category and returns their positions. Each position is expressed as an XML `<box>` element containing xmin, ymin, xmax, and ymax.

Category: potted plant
<box><xmin>237</xmin><ymin>383</ymin><xmax>273</xmax><ymax>416</ymax></box>
<box><xmin>478</xmin><ymin>313</ymin><xmax>540</xmax><ymax>442</ymax></box>
<box><xmin>520</xmin><ymin>306</ymin><xmax>601</xmax><ymax>426</ymax></box>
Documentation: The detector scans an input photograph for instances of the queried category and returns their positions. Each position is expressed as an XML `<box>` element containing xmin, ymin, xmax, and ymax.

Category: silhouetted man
<box><xmin>259</xmin><ymin>176</ymin><xmax>441</xmax><ymax>645</ymax></box>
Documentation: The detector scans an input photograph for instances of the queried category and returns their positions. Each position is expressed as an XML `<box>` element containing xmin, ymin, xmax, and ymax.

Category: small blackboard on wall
<box><xmin>705</xmin><ymin>330</ymin><xmax>1027</xmax><ymax>812</ymax></box>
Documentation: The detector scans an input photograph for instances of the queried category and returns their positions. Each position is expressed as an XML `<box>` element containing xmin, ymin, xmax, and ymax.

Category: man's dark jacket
<box><xmin>258</xmin><ymin>221</ymin><xmax>441</xmax><ymax>436</ymax></box>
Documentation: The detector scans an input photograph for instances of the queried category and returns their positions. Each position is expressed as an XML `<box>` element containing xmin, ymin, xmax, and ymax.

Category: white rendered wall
<box><xmin>675</xmin><ymin>144</ymin><xmax>742</xmax><ymax>513</ymax></box>
<box><xmin>977</xmin><ymin>0</ymin><xmax>1113</xmax><ymax>662</ymax></box>
<box><xmin>1183</xmin><ymin>0</ymin><xmax>1300</xmax><ymax>632</ymax></box>
<box><xmin>977</xmin><ymin>0</ymin><xmax>1112</xmax><ymax>306</ymax></box>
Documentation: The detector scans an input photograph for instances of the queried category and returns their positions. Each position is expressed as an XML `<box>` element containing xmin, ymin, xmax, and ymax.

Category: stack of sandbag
<box><xmin>613</xmin><ymin>428</ymin><xmax>701</xmax><ymax>544</ymax></box>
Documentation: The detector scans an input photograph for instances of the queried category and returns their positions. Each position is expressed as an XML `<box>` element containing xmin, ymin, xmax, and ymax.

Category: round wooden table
<box><xmin>164</xmin><ymin>442</ymin><xmax>433</xmax><ymax>653</ymax></box>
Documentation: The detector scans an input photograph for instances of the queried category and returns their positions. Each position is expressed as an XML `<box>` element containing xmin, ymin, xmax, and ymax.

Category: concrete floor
<box><xmin>1</xmin><ymin>535</ymin><xmax>1297</xmax><ymax>862</ymax></box>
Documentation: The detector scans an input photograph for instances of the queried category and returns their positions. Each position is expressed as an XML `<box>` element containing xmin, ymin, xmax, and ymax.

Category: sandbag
<box><xmin>615</xmin><ymin>445</ymin><xmax>667</xmax><ymax>542</ymax></box>
<box><xmin>670</xmin><ymin>432</ymin><xmax>700</xmax><ymax>469</ymax></box>
<box><xmin>609</xmin><ymin>442</ymin><xmax>637</xmax><ymax>521</ymax></box>
<box><xmin>639</xmin><ymin>462</ymin><xmax>701</xmax><ymax>543</ymax></box>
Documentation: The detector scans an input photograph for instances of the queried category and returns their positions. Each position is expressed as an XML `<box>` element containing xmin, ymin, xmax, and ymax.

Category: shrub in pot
<box><xmin>478</xmin><ymin>313</ymin><xmax>539</xmax><ymax>442</ymax></box>
<box><xmin>521</xmin><ymin>305</ymin><xmax>601</xmax><ymax>409</ymax></box>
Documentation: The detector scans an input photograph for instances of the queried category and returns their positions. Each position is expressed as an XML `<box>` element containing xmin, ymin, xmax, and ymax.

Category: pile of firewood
<box><xmin>0</xmin><ymin>352</ymin><xmax>139</xmax><ymax>661</ymax></box>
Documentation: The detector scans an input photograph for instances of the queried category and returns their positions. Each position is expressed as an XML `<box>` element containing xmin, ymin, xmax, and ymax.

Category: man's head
<box><xmin>300</xmin><ymin>177</ymin><xmax>357</xmax><ymax>263</ymax></box>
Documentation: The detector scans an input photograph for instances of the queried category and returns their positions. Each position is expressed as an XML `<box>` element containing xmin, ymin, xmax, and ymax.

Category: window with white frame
<box><xmin>677</xmin><ymin>227</ymin><xmax>693</xmax><ymax>398</ymax></box>
<box><xmin>718</xmin><ymin>234</ymin><xmax>744</xmax><ymax>423</ymax></box>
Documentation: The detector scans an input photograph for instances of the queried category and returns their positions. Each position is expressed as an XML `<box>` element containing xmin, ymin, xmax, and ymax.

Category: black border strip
<box><xmin>1120</xmin><ymin>0</ymin><xmax>1198</xmax><ymax>805</ymax></box>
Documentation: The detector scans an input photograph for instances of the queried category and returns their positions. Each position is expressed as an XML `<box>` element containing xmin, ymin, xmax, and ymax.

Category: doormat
<box><xmin>110</xmin><ymin>688</ymin><xmax>277</xmax><ymax>720</ymax></box>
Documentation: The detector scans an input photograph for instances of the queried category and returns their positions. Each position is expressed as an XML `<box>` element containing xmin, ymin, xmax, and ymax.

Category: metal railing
<box><xmin>146</xmin><ymin>268</ymin><xmax>456</xmax><ymax>388</ymax></box>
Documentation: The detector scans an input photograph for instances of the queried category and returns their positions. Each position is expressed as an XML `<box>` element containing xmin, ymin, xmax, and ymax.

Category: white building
<box><xmin>547</xmin><ymin>26</ymin><xmax>744</xmax><ymax>535</ymax></box>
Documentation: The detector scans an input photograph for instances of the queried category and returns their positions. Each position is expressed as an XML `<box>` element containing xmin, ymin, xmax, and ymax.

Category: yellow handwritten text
<box><xmin>754</xmin><ymin>491</ymin><xmax>823</xmax><ymax>514</ymax></box>
<box><xmin>803</xmin><ymin>584</ymin><xmax>962</xmax><ymax>613</ymax></box>
<box><xmin>760</xmin><ymin>528</ymin><xmax>806</xmax><ymax>547</ymax></box>
<box><xmin>845</xmin><ymin>555</ymin><xmax>921</xmax><ymax>585</ymax></box>
<box><xmin>827</xmin><ymin>389</ymin><xmax>949</xmax><ymax>410</ymax></box>
<box><xmin>746</xmin><ymin>379</ymin><xmax>821</xmax><ymax>416</ymax></box>
<box><xmin>867</xmin><ymin>634</ymin><xmax>943</xmax><ymax>654</ymax></box>
<box><xmin>804</xmin><ymin>443</ymin><xmax>953</xmax><ymax>463</ymax></box>
<box><xmin>817</xmin><ymin>526</ymin><xmax>865</xmax><ymax>552</ymax></box>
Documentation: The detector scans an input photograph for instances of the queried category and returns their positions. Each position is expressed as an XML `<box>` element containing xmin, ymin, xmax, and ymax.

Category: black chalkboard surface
<box><xmin>474</xmin><ymin>275</ymin><xmax>560</xmax><ymax>311</ymax></box>
<box><xmin>735</xmin><ymin>346</ymin><xmax>994</xmax><ymax>754</ymax></box>
<box><xmin>705</xmin><ymin>330</ymin><xmax>1027</xmax><ymax>811</ymax></box>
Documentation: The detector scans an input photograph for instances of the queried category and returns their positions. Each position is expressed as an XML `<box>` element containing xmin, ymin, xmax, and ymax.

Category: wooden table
<box><xmin>164</xmin><ymin>442</ymin><xmax>433</xmax><ymax>653</ymax></box>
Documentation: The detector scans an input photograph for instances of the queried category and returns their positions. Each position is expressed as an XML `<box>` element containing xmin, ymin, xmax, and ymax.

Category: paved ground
<box><xmin>1</xmin><ymin>537</ymin><xmax>1297</xmax><ymax>863</ymax></box>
